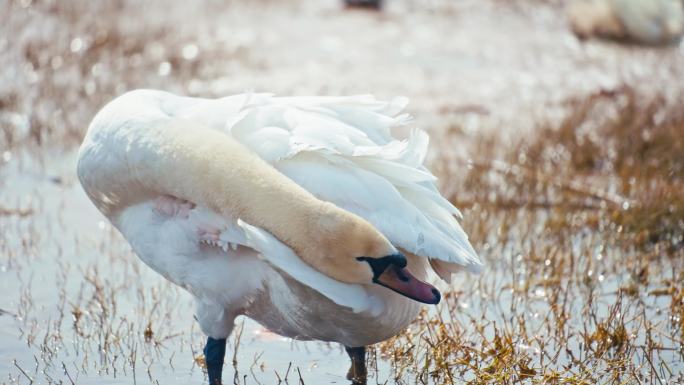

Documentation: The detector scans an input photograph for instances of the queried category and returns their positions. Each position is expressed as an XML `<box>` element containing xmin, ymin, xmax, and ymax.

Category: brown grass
<box><xmin>376</xmin><ymin>87</ymin><xmax>684</xmax><ymax>384</ymax></box>
<box><xmin>2</xmin><ymin>0</ymin><xmax>684</xmax><ymax>384</ymax></box>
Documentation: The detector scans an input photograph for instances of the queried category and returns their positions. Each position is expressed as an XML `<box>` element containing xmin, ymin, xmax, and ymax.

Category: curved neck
<box><xmin>79</xmin><ymin>118</ymin><xmax>330</xmax><ymax>257</ymax></box>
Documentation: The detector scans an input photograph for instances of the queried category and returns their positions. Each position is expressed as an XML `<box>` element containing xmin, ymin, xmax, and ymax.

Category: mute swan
<box><xmin>77</xmin><ymin>90</ymin><xmax>482</xmax><ymax>384</ymax></box>
<box><xmin>567</xmin><ymin>0</ymin><xmax>684</xmax><ymax>44</ymax></box>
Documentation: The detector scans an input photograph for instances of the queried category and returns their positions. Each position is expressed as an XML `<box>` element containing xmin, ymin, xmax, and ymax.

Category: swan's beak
<box><xmin>358</xmin><ymin>254</ymin><xmax>441</xmax><ymax>305</ymax></box>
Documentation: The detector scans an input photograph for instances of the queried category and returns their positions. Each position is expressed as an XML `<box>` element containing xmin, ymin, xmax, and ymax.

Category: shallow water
<box><xmin>2</xmin><ymin>0</ymin><xmax>684</xmax><ymax>383</ymax></box>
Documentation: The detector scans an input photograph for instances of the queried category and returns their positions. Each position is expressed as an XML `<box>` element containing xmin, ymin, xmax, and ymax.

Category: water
<box><xmin>2</xmin><ymin>0</ymin><xmax>684</xmax><ymax>383</ymax></box>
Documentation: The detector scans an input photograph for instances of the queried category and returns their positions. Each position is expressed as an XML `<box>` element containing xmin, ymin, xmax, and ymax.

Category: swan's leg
<box><xmin>204</xmin><ymin>337</ymin><xmax>227</xmax><ymax>385</ymax></box>
<box><xmin>344</xmin><ymin>346</ymin><xmax>367</xmax><ymax>384</ymax></box>
<box><xmin>196</xmin><ymin>301</ymin><xmax>237</xmax><ymax>385</ymax></box>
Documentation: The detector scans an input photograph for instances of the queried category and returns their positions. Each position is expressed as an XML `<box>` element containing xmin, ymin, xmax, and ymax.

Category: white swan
<box><xmin>77</xmin><ymin>90</ymin><xmax>481</xmax><ymax>384</ymax></box>
<box><xmin>567</xmin><ymin>0</ymin><xmax>684</xmax><ymax>44</ymax></box>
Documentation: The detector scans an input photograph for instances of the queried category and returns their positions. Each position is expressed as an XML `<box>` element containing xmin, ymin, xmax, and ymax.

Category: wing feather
<box><xmin>180</xmin><ymin>93</ymin><xmax>483</xmax><ymax>280</ymax></box>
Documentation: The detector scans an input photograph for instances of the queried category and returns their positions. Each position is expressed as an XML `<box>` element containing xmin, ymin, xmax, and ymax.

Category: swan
<box><xmin>76</xmin><ymin>89</ymin><xmax>482</xmax><ymax>384</ymax></box>
<box><xmin>567</xmin><ymin>0</ymin><xmax>684</xmax><ymax>44</ymax></box>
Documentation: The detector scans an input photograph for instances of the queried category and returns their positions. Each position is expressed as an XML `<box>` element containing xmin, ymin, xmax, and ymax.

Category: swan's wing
<box><xmin>276</xmin><ymin>152</ymin><xmax>481</xmax><ymax>278</ymax></box>
<box><xmin>202</xmin><ymin>95</ymin><xmax>482</xmax><ymax>280</ymax></box>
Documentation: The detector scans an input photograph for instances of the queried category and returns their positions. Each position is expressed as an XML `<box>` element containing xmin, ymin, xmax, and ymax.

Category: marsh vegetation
<box><xmin>1</xmin><ymin>0</ymin><xmax>683</xmax><ymax>383</ymax></box>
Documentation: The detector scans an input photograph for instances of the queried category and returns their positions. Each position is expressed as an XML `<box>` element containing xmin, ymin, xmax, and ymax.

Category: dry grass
<box><xmin>2</xmin><ymin>0</ymin><xmax>684</xmax><ymax>384</ymax></box>
<box><xmin>376</xmin><ymin>87</ymin><xmax>684</xmax><ymax>384</ymax></box>
<box><xmin>1</xmin><ymin>0</ymin><xmax>235</xmax><ymax>150</ymax></box>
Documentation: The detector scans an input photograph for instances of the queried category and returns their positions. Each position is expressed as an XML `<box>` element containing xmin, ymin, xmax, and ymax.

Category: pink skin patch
<box><xmin>197</xmin><ymin>226</ymin><xmax>220</xmax><ymax>242</ymax></box>
<box><xmin>253</xmin><ymin>327</ymin><xmax>283</xmax><ymax>341</ymax></box>
<box><xmin>153</xmin><ymin>195</ymin><xmax>195</xmax><ymax>218</ymax></box>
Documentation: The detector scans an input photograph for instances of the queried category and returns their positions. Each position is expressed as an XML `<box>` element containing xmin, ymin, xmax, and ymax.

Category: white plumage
<box><xmin>77</xmin><ymin>89</ymin><xmax>480</xmax><ymax>349</ymax></box>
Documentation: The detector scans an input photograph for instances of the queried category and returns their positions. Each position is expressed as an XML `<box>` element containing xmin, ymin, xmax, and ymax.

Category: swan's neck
<box><xmin>148</xmin><ymin>119</ymin><xmax>327</xmax><ymax>238</ymax></box>
<box><xmin>78</xmin><ymin>117</ymin><xmax>358</xmax><ymax>271</ymax></box>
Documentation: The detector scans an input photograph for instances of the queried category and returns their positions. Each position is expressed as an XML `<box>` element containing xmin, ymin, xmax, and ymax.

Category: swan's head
<box><xmin>312</xmin><ymin>204</ymin><xmax>441</xmax><ymax>305</ymax></box>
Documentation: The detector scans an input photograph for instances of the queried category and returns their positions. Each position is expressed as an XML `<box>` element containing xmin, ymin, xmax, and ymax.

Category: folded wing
<box><xmin>181</xmin><ymin>94</ymin><xmax>483</xmax><ymax>281</ymax></box>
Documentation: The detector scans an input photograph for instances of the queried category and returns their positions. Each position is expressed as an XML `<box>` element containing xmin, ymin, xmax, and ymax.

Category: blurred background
<box><xmin>1</xmin><ymin>0</ymin><xmax>683</xmax><ymax>384</ymax></box>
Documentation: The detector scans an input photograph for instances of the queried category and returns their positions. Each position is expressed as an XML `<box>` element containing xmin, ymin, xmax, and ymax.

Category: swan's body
<box><xmin>115</xmin><ymin>198</ymin><xmax>420</xmax><ymax>345</ymax></box>
<box><xmin>77</xmin><ymin>90</ymin><xmax>480</xmax><ymax>382</ymax></box>
<box><xmin>567</xmin><ymin>0</ymin><xmax>684</xmax><ymax>44</ymax></box>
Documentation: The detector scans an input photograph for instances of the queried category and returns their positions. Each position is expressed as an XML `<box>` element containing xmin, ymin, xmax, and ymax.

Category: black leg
<box><xmin>344</xmin><ymin>346</ymin><xmax>367</xmax><ymax>385</ymax></box>
<box><xmin>204</xmin><ymin>337</ymin><xmax>227</xmax><ymax>385</ymax></box>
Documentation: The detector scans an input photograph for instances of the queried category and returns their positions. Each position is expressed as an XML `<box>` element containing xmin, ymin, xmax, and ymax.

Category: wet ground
<box><xmin>2</xmin><ymin>0</ymin><xmax>684</xmax><ymax>383</ymax></box>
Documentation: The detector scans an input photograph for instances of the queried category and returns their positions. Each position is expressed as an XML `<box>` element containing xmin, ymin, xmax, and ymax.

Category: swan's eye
<box><xmin>356</xmin><ymin>253</ymin><xmax>407</xmax><ymax>279</ymax></box>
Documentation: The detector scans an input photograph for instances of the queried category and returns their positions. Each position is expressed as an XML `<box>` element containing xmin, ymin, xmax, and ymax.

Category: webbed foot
<box><xmin>345</xmin><ymin>346</ymin><xmax>367</xmax><ymax>385</ymax></box>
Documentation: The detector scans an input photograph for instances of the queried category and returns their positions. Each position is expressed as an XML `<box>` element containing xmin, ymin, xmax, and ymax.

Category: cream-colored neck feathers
<box><xmin>80</xmin><ymin>118</ymin><xmax>395</xmax><ymax>283</ymax></box>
